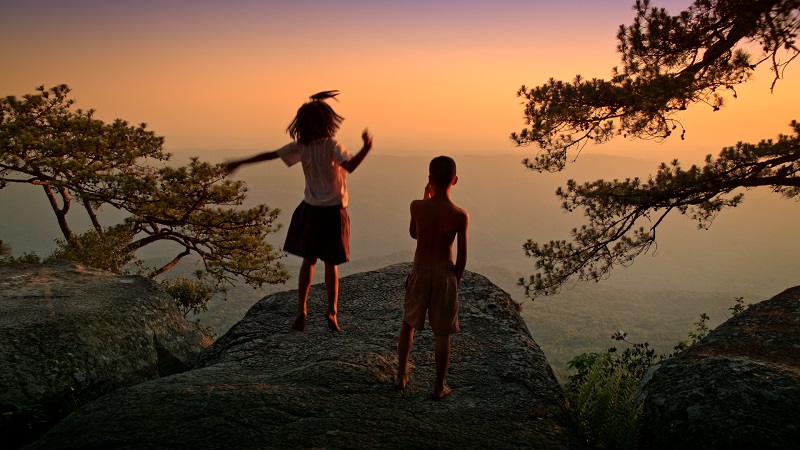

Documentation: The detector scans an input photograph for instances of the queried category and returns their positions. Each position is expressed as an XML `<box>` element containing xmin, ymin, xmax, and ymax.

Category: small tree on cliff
<box><xmin>512</xmin><ymin>0</ymin><xmax>800</xmax><ymax>298</ymax></box>
<box><xmin>0</xmin><ymin>84</ymin><xmax>288</xmax><ymax>288</ymax></box>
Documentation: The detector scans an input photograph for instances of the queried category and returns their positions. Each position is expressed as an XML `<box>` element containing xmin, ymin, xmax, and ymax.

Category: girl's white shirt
<box><xmin>277</xmin><ymin>138</ymin><xmax>354</xmax><ymax>207</ymax></box>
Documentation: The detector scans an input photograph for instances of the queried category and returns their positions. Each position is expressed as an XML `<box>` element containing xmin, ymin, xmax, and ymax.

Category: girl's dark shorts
<box><xmin>283</xmin><ymin>201</ymin><xmax>350</xmax><ymax>265</ymax></box>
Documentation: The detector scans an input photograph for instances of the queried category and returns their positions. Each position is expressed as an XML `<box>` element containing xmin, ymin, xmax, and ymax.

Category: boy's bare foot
<box><xmin>394</xmin><ymin>373</ymin><xmax>409</xmax><ymax>390</ymax></box>
<box><xmin>431</xmin><ymin>385</ymin><xmax>451</xmax><ymax>400</ymax></box>
<box><xmin>291</xmin><ymin>314</ymin><xmax>306</xmax><ymax>331</ymax></box>
<box><xmin>325</xmin><ymin>313</ymin><xmax>340</xmax><ymax>332</ymax></box>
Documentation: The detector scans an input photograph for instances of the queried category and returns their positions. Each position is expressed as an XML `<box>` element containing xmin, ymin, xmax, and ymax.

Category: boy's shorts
<box><xmin>283</xmin><ymin>201</ymin><xmax>350</xmax><ymax>265</ymax></box>
<box><xmin>403</xmin><ymin>262</ymin><xmax>460</xmax><ymax>336</ymax></box>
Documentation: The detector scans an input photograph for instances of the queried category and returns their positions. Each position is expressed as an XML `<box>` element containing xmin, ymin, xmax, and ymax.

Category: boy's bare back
<box><xmin>409</xmin><ymin>190</ymin><xmax>468</xmax><ymax>278</ymax></box>
<box><xmin>397</xmin><ymin>156</ymin><xmax>467</xmax><ymax>398</ymax></box>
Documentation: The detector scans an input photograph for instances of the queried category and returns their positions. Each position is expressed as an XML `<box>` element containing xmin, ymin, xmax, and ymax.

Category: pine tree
<box><xmin>513</xmin><ymin>0</ymin><xmax>800</xmax><ymax>297</ymax></box>
<box><xmin>1</xmin><ymin>84</ymin><xmax>288</xmax><ymax>288</ymax></box>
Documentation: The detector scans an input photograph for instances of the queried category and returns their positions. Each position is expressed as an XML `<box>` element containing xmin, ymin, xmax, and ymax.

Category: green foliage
<box><xmin>161</xmin><ymin>273</ymin><xmax>218</xmax><ymax>317</ymax></box>
<box><xmin>161</xmin><ymin>272</ymin><xmax>224</xmax><ymax>340</ymax></box>
<box><xmin>674</xmin><ymin>314</ymin><xmax>710</xmax><ymax>351</ymax></box>
<box><xmin>1</xmin><ymin>84</ymin><xmax>289</xmax><ymax>289</ymax></box>
<box><xmin>0</xmin><ymin>251</ymin><xmax>42</xmax><ymax>264</ymax></box>
<box><xmin>514</xmin><ymin>0</ymin><xmax>800</xmax><ymax>298</ymax></box>
<box><xmin>729</xmin><ymin>296</ymin><xmax>753</xmax><ymax>316</ymax></box>
<box><xmin>570</xmin><ymin>360</ymin><xmax>642</xmax><ymax>450</ymax></box>
<box><xmin>565</xmin><ymin>296</ymin><xmax>753</xmax><ymax>448</ymax></box>
<box><xmin>47</xmin><ymin>225</ymin><xmax>139</xmax><ymax>273</ymax></box>
<box><xmin>0</xmin><ymin>239</ymin><xmax>42</xmax><ymax>264</ymax></box>
<box><xmin>687</xmin><ymin>313</ymin><xmax>710</xmax><ymax>344</ymax></box>
<box><xmin>512</xmin><ymin>0</ymin><xmax>799</xmax><ymax>171</ymax></box>
<box><xmin>566</xmin><ymin>352</ymin><xmax>609</xmax><ymax>386</ymax></box>
<box><xmin>674</xmin><ymin>296</ymin><xmax>752</xmax><ymax>351</ymax></box>
<box><xmin>565</xmin><ymin>333</ymin><xmax>651</xmax><ymax>450</ymax></box>
<box><xmin>519</xmin><ymin>123</ymin><xmax>800</xmax><ymax>298</ymax></box>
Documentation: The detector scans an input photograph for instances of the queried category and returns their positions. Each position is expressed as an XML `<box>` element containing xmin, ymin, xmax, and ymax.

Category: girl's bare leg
<box><xmin>293</xmin><ymin>257</ymin><xmax>316</xmax><ymax>331</ymax></box>
<box><xmin>324</xmin><ymin>261</ymin><xmax>340</xmax><ymax>331</ymax></box>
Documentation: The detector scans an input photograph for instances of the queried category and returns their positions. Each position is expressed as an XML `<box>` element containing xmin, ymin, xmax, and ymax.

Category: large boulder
<box><xmin>0</xmin><ymin>261</ymin><xmax>204</xmax><ymax>448</ymax></box>
<box><xmin>638</xmin><ymin>286</ymin><xmax>800</xmax><ymax>449</ymax></box>
<box><xmin>29</xmin><ymin>263</ymin><xmax>582</xmax><ymax>449</ymax></box>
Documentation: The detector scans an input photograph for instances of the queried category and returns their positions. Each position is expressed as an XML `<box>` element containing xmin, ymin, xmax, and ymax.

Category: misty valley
<box><xmin>5</xmin><ymin>153</ymin><xmax>794</xmax><ymax>383</ymax></box>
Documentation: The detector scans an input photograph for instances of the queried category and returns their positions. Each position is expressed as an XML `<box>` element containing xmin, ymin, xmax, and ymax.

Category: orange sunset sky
<box><xmin>2</xmin><ymin>0</ymin><xmax>798</xmax><ymax>166</ymax></box>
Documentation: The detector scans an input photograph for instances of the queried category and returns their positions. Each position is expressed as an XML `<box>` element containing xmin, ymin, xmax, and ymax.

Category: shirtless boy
<box><xmin>396</xmin><ymin>156</ymin><xmax>469</xmax><ymax>399</ymax></box>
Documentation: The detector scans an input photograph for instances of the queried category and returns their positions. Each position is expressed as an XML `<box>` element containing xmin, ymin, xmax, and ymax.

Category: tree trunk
<box><xmin>42</xmin><ymin>185</ymin><xmax>78</xmax><ymax>247</ymax></box>
<box><xmin>82</xmin><ymin>196</ymin><xmax>104</xmax><ymax>234</ymax></box>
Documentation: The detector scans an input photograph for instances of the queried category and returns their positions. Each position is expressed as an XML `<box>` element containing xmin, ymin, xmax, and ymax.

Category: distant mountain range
<box><xmin>7</xmin><ymin>152</ymin><xmax>797</xmax><ymax>293</ymax></box>
<box><xmin>4</xmin><ymin>152</ymin><xmax>798</xmax><ymax>381</ymax></box>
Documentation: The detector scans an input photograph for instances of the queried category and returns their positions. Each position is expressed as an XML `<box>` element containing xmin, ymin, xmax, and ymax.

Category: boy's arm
<box><xmin>408</xmin><ymin>182</ymin><xmax>432</xmax><ymax>239</ymax></box>
<box><xmin>340</xmin><ymin>130</ymin><xmax>373</xmax><ymax>173</ymax></box>
<box><xmin>454</xmin><ymin>213</ymin><xmax>469</xmax><ymax>282</ymax></box>
<box><xmin>224</xmin><ymin>150</ymin><xmax>280</xmax><ymax>174</ymax></box>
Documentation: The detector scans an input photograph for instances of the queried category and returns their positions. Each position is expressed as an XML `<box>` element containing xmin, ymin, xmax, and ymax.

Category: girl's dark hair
<box><xmin>429</xmin><ymin>156</ymin><xmax>457</xmax><ymax>187</ymax></box>
<box><xmin>286</xmin><ymin>90</ymin><xmax>345</xmax><ymax>144</ymax></box>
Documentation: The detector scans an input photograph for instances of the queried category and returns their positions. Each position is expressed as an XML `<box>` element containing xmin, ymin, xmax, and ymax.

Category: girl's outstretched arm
<box><xmin>341</xmin><ymin>129</ymin><xmax>373</xmax><ymax>173</ymax></box>
<box><xmin>224</xmin><ymin>150</ymin><xmax>280</xmax><ymax>175</ymax></box>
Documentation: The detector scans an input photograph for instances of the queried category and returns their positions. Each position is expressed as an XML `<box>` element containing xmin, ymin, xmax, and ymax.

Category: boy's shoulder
<box><xmin>453</xmin><ymin>202</ymin><xmax>469</xmax><ymax>222</ymax></box>
<box><xmin>411</xmin><ymin>197</ymin><xmax>467</xmax><ymax>215</ymax></box>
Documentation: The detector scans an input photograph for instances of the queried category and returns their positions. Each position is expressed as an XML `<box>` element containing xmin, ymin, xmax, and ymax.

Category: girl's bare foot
<box><xmin>291</xmin><ymin>314</ymin><xmax>306</xmax><ymax>331</ymax></box>
<box><xmin>431</xmin><ymin>384</ymin><xmax>451</xmax><ymax>400</ymax></box>
<box><xmin>325</xmin><ymin>313</ymin><xmax>340</xmax><ymax>332</ymax></box>
<box><xmin>394</xmin><ymin>372</ymin><xmax>409</xmax><ymax>390</ymax></box>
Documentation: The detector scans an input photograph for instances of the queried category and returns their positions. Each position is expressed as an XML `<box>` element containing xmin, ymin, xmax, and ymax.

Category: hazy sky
<box><xmin>2</xmin><ymin>0</ymin><xmax>798</xmax><ymax>164</ymax></box>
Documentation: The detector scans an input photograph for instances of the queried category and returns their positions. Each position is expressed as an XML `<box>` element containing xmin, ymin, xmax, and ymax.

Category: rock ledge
<box><xmin>30</xmin><ymin>263</ymin><xmax>580</xmax><ymax>449</ymax></box>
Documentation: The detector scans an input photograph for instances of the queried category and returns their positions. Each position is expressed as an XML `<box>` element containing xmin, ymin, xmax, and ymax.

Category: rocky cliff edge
<box><xmin>28</xmin><ymin>263</ymin><xmax>581</xmax><ymax>449</ymax></box>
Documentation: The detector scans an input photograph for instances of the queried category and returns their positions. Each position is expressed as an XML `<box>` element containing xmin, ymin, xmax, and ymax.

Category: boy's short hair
<box><xmin>429</xmin><ymin>156</ymin><xmax>457</xmax><ymax>187</ymax></box>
